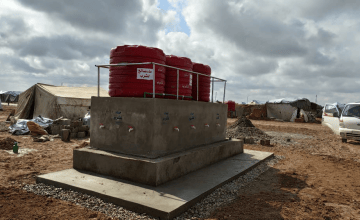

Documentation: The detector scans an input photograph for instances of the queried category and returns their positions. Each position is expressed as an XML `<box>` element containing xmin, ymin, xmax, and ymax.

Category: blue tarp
<box><xmin>9</xmin><ymin>116</ymin><xmax>53</xmax><ymax>135</ymax></box>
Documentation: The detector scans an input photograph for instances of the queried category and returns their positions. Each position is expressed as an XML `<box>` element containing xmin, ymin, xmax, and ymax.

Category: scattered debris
<box><xmin>6</xmin><ymin>109</ymin><xmax>15</xmax><ymax>121</ymax></box>
<box><xmin>32</xmin><ymin>134</ymin><xmax>60</xmax><ymax>142</ymax></box>
<box><xmin>260</xmin><ymin>140</ymin><xmax>271</xmax><ymax>146</ymax></box>
<box><xmin>27</xmin><ymin>121</ymin><xmax>48</xmax><ymax>136</ymax></box>
<box><xmin>0</xmin><ymin>137</ymin><xmax>18</xmax><ymax>150</ymax></box>
<box><xmin>76</xmin><ymin>139</ymin><xmax>90</xmax><ymax>149</ymax></box>
<box><xmin>0</xmin><ymin>122</ymin><xmax>8</xmax><ymax>132</ymax></box>
<box><xmin>9</xmin><ymin>116</ymin><xmax>53</xmax><ymax>135</ymax></box>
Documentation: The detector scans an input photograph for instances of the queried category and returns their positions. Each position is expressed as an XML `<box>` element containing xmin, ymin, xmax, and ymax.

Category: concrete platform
<box><xmin>37</xmin><ymin>149</ymin><xmax>273</xmax><ymax>220</ymax></box>
<box><xmin>73</xmin><ymin>139</ymin><xmax>243</xmax><ymax>186</ymax></box>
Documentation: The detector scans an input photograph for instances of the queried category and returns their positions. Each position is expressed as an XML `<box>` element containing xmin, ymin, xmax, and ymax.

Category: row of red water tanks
<box><xmin>108</xmin><ymin>45</ymin><xmax>211</xmax><ymax>102</ymax></box>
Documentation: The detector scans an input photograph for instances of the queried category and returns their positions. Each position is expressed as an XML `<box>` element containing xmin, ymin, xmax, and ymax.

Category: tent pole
<box><xmin>97</xmin><ymin>66</ymin><xmax>100</xmax><ymax>97</ymax></box>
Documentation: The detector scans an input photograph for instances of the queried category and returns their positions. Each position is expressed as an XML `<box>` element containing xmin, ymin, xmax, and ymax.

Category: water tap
<box><xmin>128</xmin><ymin>126</ymin><xmax>134</xmax><ymax>132</ymax></box>
<box><xmin>205</xmin><ymin>123</ymin><xmax>210</xmax><ymax>127</ymax></box>
<box><xmin>191</xmin><ymin>125</ymin><xmax>196</xmax><ymax>129</ymax></box>
<box><xmin>99</xmin><ymin>123</ymin><xmax>105</xmax><ymax>129</ymax></box>
<box><xmin>174</xmin><ymin>126</ymin><xmax>180</xmax><ymax>132</ymax></box>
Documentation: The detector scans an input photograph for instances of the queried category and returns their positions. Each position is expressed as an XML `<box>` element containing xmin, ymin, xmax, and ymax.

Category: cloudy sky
<box><xmin>1</xmin><ymin>0</ymin><xmax>359</xmax><ymax>105</ymax></box>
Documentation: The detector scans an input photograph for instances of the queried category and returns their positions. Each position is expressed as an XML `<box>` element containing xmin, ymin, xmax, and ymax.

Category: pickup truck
<box><xmin>322</xmin><ymin>102</ymin><xmax>360</xmax><ymax>142</ymax></box>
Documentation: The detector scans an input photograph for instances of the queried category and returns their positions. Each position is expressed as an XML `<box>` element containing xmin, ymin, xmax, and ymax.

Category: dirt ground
<box><xmin>210</xmin><ymin>119</ymin><xmax>360</xmax><ymax>220</ymax></box>
<box><xmin>1</xmin><ymin>106</ymin><xmax>360</xmax><ymax>219</ymax></box>
<box><xmin>0</xmin><ymin>105</ymin><xmax>112</xmax><ymax>220</ymax></box>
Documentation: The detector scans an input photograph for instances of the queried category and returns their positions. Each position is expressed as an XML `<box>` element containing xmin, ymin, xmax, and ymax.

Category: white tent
<box><xmin>248</xmin><ymin>100</ymin><xmax>265</xmax><ymax>105</ymax></box>
<box><xmin>266</xmin><ymin>98</ymin><xmax>312</xmax><ymax>121</ymax></box>
<box><xmin>15</xmin><ymin>83</ymin><xmax>109</xmax><ymax>120</ymax></box>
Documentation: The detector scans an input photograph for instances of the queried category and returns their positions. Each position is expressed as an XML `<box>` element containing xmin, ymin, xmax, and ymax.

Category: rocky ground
<box><xmin>1</xmin><ymin>106</ymin><xmax>360</xmax><ymax>219</ymax></box>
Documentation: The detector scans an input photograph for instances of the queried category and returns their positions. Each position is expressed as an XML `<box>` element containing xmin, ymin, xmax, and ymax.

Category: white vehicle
<box><xmin>322</xmin><ymin>102</ymin><xmax>360</xmax><ymax>142</ymax></box>
<box><xmin>322</xmin><ymin>103</ymin><xmax>343</xmax><ymax>135</ymax></box>
<box><xmin>339</xmin><ymin>103</ymin><xmax>360</xmax><ymax>143</ymax></box>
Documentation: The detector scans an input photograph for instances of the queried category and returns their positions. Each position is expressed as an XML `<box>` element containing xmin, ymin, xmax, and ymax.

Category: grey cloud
<box><xmin>0</xmin><ymin>55</ymin><xmax>46</xmax><ymax>74</ymax></box>
<box><xmin>296</xmin><ymin>0</ymin><xmax>360</xmax><ymax>20</ymax></box>
<box><xmin>16</xmin><ymin>35</ymin><xmax>110</xmax><ymax>60</ymax></box>
<box><xmin>191</xmin><ymin>1</ymin><xmax>308</xmax><ymax>58</ymax></box>
<box><xmin>18</xmin><ymin>0</ymin><xmax>142</xmax><ymax>33</ymax></box>
<box><xmin>18</xmin><ymin>0</ymin><xmax>165</xmax><ymax>44</ymax></box>
<box><xmin>237</xmin><ymin>59</ymin><xmax>279</xmax><ymax>76</ymax></box>
<box><xmin>304</xmin><ymin>50</ymin><xmax>335</xmax><ymax>66</ymax></box>
<box><xmin>0</xmin><ymin>15</ymin><xmax>29</xmax><ymax>39</ymax></box>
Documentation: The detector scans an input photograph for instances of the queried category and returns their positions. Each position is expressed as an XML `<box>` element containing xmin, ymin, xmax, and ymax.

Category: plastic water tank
<box><xmin>109</xmin><ymin>45</ymin><xmax>166</xmax><ymax>97</ymax></box>
<box><xmin>226</xmin><ymin>100</ymin><xmax>236</xmax><ymax>112</ymax></box>
<box><xmin>192</xmin><ymin>62</ymin><xmax>211</xmax><ymax>102</ymax></box>
<box><xmin>164</xmin><ymin>55</ymin><xmax>193</xmax><ymax>99</ymax></box>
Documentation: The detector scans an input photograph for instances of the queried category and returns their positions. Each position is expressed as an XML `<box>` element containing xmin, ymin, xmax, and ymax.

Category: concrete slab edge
<box><xmin>36</xmin><ymin>172</ymin><xmax>169</xmax><ymax>218</ymax></box>
<box><xmin>36</xmin><ymin>152</ymin><xmax>274</xmax><ymax>220</ymax></box>
<box><xmin>168</xmin><ymin>152</ymin><xmax>275</xmax><ymax>218</ymax></box>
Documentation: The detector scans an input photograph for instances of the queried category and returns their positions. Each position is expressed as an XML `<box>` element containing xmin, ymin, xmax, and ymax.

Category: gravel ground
<box><xmin>22</xmin><ymin>155</ymin><xmax>284</xmax><ymax>220</ymax></box>
<box><xmin>264</xmin><ymin>131</ymin><xmax>314</xmax><ymax>146</ymax></box>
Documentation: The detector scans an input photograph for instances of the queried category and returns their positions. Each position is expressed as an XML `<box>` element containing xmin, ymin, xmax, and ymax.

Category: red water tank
<box><xmin>164</xmin><ymin>55</ymin><xmax>193</xmax><ymax>99</ymax></box>
<box><xmin>192</xmin><ymin>62</ymin><xmax>211</xmax><ymax>102</ymax></box>
<box><xmin>109</xmin><ymin>45</ymin><xmax>166</xmax><ymax>97</ymax></box>
<box><xmin>226</xmin><ymin>100</ymin><xmax>236</xmax><ymax>112</ymax></box>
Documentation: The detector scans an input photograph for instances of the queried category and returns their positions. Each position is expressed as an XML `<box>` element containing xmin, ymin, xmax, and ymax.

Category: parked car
<box><xmin>322</xmin><ymin>102</ymin><xmax>360</xmax><ymax>142</ymax></box>
<box><xmin>322</xmin><ymin>103</ymin><xmax>342</xmax><ymax>135</ymax></box>
<box><xmin>339</xmin><ymin>103</ymin><xmax>360</xmax><ymax>143</ymax></box>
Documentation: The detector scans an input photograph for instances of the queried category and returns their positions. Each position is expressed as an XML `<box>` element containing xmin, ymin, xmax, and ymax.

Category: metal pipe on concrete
<box><xmin>177</xmin><ymin>69</ymin><xmax>179</xmax><ymax>100</ymax></box>
<box><xmin>97</xmin><ymin>66</ymin><xmax>100</xmax><ymax>97</ymax></box>
<box><xmin>152</xmin><ymin>63</ymin><xmax>155</xmax><ymax>98</ymax></box>
<box><xmin>197</xmin><ymin>74</ymin><xmax>199</xmax><ymax>101</ymax></box>
<box><xmin>95</xmin><ymin>62</ymin><xmax>152</xmax><ymax>67</ymax></box>
<box><xmin>223</xmin><ymin>81</ymin><xmax>227</xmax><ymax>103</ymax></box>
<box><xmin>212</xmin><ymin>77</ymin><xmax>214</xmax><ymax>103</ymax></box>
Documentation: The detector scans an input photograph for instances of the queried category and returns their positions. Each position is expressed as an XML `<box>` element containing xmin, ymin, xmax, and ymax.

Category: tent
<box><xmin>0</xmin><ymin>91</ymin><xmax>21</xmax><ymax>103</ymax></box>
<box><xmin>248</xmin><ymin>100</ymin><xmax>266</xmax><ymax>105</ymax></box>
<box><xmin>266</xmin><ymin>98</ymin><xmax>312</xmax><ymax>121</ymax></box>
<box><xmin>14</xmin><ymin>83</ymin><xmax>109</xmax><ymax>120</ymax></box>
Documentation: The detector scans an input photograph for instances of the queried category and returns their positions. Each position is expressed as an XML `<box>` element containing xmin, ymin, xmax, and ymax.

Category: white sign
<box><xmin>189</xmin><ymin>74</ymin><xmax>193</xmax><ymax>86</ymax></box>
<box><xmin>137</xmin><ymin>68</ymin><xmax>154</xmax><ymax>80</ymax></box>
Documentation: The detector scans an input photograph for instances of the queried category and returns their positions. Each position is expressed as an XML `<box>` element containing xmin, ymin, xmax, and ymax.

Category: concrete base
<box><xmin>37</xmin><ymin>149</ymin><xmax>273</xmax><ymax>220</ymax></box>
<box><xmin>73</xmin><ymin>139</ymin><xmax>243</xmax><ymax>186</ymax></box>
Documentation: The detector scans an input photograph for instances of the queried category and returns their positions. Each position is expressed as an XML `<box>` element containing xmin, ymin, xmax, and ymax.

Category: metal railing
<box><xmin>95</xmin><ymin>62</ymin><xmax>227</xmax><ymax>103</ymax></box>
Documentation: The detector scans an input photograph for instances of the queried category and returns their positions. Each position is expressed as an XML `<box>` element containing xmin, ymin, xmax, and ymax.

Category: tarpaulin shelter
<box><xmin>0</xmin><ymin>91</ymin><xmax>21</xmax><ymax>103</ymax></box>
<box><xmin>266</xmin><ymin>98</ymin><xmax>312</xmax><ymax>121</ymax></box>
<box><xmin>14</xmin><ymin>83</ymin><xmax>109</xmax><ymax>120</ymax></box>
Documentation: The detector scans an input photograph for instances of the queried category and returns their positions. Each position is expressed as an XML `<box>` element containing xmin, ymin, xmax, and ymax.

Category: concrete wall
<box><xmin>90</xmin><ymin>97</ymin><xmax>227</xmax><ymax>158</ymax></box>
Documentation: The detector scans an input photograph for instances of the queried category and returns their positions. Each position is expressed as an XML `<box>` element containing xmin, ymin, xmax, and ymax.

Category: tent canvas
<box><xmin>15</xmin><ymin>83</ymin><xmax>109</xmax><ymax>120</ymax></box>
<box><xmin>0</xmin><ymin>91</ymin><xmax>21</xmax><ymax>103</ymax></box>
<box><xmin>266</xmin><ymin>98</ymin><xmax>312</xmax><ymax>121</ymax></box>
<box><xmin>266</xmin><ymin>103</ymin><xmax>298</xmax><ymax>121</ymax></box>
